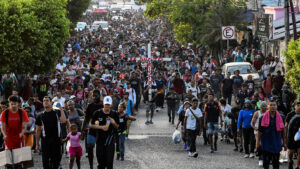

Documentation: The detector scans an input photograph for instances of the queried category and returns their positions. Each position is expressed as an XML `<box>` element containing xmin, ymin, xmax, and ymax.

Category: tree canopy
<box><xmin>144</xmin><ymin>0</ymin><xmax>247</xmax><ymax>51</ymax></box>
<box><xmin>0</xmin><ymin>0</ymin><xmax>70</xmax><ymax>74</ymax></box>
<box><xmin>66</xmin><ymin>0</ymin><xmax>91</xmax><ymax>29</ymax></box>
<box><xmin>283</xmin><ymin>40</ymin><xmax>300</xmax><ymax>93</ymax></box>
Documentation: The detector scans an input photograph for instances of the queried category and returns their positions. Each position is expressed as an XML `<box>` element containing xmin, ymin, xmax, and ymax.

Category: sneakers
<box><xmin>120</xmin><ymin>157</ymin><xmax>124</xmax><ymax>161</ymax></box>
<box><xmin>239</xmin><ymin>147</ymin><xmax>243</xmax><ymax>153</ymax></box>
<box><xmin>188</xmin><ymin>152</ymin><xmax>198</xmax><ymax>158</ymax></box>
<box><xmin>149</xmin><ymin>120</ymin><xmax>153</xmax><ymax>124</ymax></box>
<box><xmin>186</xmin><ymin>147</ymin><xmax>190</xmax><ymax>151</ymax></box>
<box><xmin>145</xmin><ymin>121</ymin><xmax>150</xmax><ymax>125</ymax></box>
<box><xmin>249</xmin><ymin>153</ymin><xmax>255</xmax><ymax>158</ymax></box>
<box><xmin>233</xmin><ymin>147</ymin><xmax>238</xmax><ymax>151</ymax></box>
<box><xmin>210</xmin><ymin>148</ymin><xmax>214</xmax><ymax>153</ymax></box>
<box><xmin>259</xmin><ymin>160</ymin><xmax>263</xmax><ymax>167</ymax></box>
<box><xmin>244</xmin><ymin>154</ymin><xmax>250</xmax><ymax>158</ymax></box>
<box><xmin>116</xmin><ymin>154</ymin><xmax>120</xmax><ymax>160</ymax></box>
<box><xmin>192</xmin><ymin>152</ymin><xmax>198</xmax><ymax>158</ymax></box>
<box><xmin>183</xmin><ymin>144</ymin><xmax>187</xmax><ymax>150</ymax></box>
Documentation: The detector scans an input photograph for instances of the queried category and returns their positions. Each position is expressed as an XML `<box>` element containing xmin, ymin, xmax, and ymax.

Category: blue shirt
<box><xmin>258</xmin><ymin>115</ymin><xmax>282</xmax><ymax>154</ymax></box>
<box><xmin>120</xmin><ymin>99</ymin><xmax>133</xmax><ymax>116</ymax></box>
<box><xmin>177</xmin><ymin>105</ymin><xmax>184</xmax><ymax>115</ymax></box>
<box><xmin>191</xmin><ymin>66</ymin><xmax>198</xmax><ymax>76</ymax></box>
<box><xmin>237</xmin><ymin>109</ymin><xmax>254</xmax><ymax>129</ymax></box>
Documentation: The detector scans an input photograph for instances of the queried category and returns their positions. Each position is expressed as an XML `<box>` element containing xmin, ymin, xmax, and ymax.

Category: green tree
<box><xmin>283</xmin><ymin>40</ymin><xmax>300</xmax><ymax>93</ymax></box>
<box><xmin>66</xmin><ymin>0</ymin><xmax>91</xmax><ymax>29</ymax></box>
<box><xmin>0</xmin><ymin>0</ymin><xmax>70</xmax><ymax>74</ymax></box>
<box><xmin>144</xmin><ymin>0</ymin><xmax>247</xmax><ymax>52</ymax></box>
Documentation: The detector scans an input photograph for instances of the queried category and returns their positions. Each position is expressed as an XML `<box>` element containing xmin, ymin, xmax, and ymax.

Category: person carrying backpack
<box><xmin>0</xmin><ymin>95</ymin><xmax>29</xmax><ymax>169</ymax></box>
<box><xmin>35</xmin><ymin>96</ymin><xmax>67</xmax><ymax>169</ymax></box>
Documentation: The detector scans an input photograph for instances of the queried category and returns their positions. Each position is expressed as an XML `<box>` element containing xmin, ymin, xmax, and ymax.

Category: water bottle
<box><xmin>105</xmin><ymin>119</ymin><xmax>110</xmax><ymax>128</ymax></box>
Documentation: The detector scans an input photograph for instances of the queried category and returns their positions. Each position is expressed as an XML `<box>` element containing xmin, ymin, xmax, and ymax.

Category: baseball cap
<box><xmin>245</xmin><ymin>99</ymin><xmax>251</xmax><ymax>104</ymax></box>
<box><xmin>184</xmin><ymin>101</ymin><xmax>191</xmax><ymax>106</ymax></box>
<box><xmin>103</xmin><ymin>96</ymin><xmax>112</xmax><ymax>105</ymax></box>
<box><xmin>70</xmin><ymin>95</ymin><xmax>76</xmax><ymax>99</ymax></box>
<box><xmin>113</xmin><ymin>89</ymin><xmax>119</xmax><ymax>93</ymax></box>
<box><xmin>202</xmin><ymin>72</ymin><xmax>208</xmax><ymax>76</ymax></box>
<box><xmin>260</xmin><ymin>101</ymin><xmax>267</xmax><ymax>107</ymax></box>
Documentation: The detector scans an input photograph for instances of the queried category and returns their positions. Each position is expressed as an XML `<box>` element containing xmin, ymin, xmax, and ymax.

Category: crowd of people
<box><xmin>0</xmin><ymin>7</ymin><xmax>299</xmax><ymax>169</ymax></box>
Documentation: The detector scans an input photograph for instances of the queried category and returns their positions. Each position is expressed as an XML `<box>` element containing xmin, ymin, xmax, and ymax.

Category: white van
<box><xmin>91</xmin><ymin>21</ymin><xmax>108</xmax><ymax>31</ymax></box>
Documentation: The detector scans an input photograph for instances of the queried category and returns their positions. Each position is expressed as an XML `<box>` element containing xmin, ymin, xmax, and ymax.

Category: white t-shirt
<box><xmin>221</xmin><ymin>104</ymin><xmax>232</xmax><ymax>120</ymax></box>
<box><xmin>185</xmin><ymin>108</ymin><xmax>202</xmax><ymax>130</ymax></box>
<box><xmin>52</xmin><ymin>96</ymin><xmax>66</xmax><ymax>108</ymax></box>
<box><xmin>186</xmin><ymin>86</ymin><xmax>200</xmax><ymax>98</ymax></box>
<box><xmin>270</xmin><ymin>61</ymin><xmax>283</xmax><ymax>76</ymax></box>
<box><xmin>56</xmin><ymin>63</ymin><xmax>66</xmax><ymax>71</ymax></box>
<box><xmin>261</xmin><ymin>64</ymin><xmax>270</xmax><ymax>78</ymax></box>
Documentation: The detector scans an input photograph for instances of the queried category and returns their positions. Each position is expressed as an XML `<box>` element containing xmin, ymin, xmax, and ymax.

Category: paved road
<box><xmin>1</xmin><ymin>102</ymin><xmax>288</xmax><ymax>169</ymax></box>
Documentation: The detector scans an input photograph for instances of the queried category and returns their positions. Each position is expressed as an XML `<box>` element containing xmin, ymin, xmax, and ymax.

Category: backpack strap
<box><xmin>5</xmin><ymin>109</ymin><xmax>22</xmax><ymax>126</ymax></box>
<box><xmin>18</xmin><ymin>109</ymin><xmax>23</xmax><ymax>125</ymax></box>
<box><xmin>5</xmin><ymin>109</ymin><xmax>9</xmax><ymax>125</ymax></box>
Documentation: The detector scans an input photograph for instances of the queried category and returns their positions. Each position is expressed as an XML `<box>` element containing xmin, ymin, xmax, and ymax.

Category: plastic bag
<box><xmin>66</xmin><ymin>140</ymin><xmax>71</xmax><ymax>152</ymax></box>
<box><xmin>172</xmin><ymin>130</ymin><xmax>181</xmax><ymax>144</ymax></box>
<box><xmin>294</xmin><ymin>128</ymin><xmax>300</xmax><ymax>141</ymax></box>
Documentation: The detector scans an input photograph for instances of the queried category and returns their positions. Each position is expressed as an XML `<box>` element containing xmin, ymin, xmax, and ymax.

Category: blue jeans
<box><xmin>119</xmin><ymin>133</ymin><xmax>126</xmax><ymax>157</ymax></box>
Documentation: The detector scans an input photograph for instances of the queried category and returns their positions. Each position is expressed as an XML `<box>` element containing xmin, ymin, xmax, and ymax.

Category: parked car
<box><xmin>75</xmin><ymin>22</ymin><xmax>87</xmax><ymax>32</ymax></box>
<box><xmin>222</xmin><ymin>62</ymin><xmax>262</xmax><ymax>86</ymax></box>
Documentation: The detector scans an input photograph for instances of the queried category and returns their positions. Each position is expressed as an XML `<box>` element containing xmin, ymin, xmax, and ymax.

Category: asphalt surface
<box><xmin>1</xmin><ymin>102</ymin><xmax>289</xmax><ymax>169</ymax></box>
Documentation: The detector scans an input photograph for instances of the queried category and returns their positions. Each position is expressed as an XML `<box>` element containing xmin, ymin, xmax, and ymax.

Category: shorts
<box><xmin>146</xmin><ymin>102</ymin><xmax>155</xmax><ymax>113</ymax></box>
<box><xmin>207</xmin><ymin>122</ymin><xmax>219</xmax><ymax>135</ymax></box>
<box><xmin>69</xmin><ymin>146</ymin><xmax>83</xmax><ymax>157</ymax></box>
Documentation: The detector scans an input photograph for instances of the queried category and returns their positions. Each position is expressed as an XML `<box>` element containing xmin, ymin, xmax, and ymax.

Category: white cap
<box><xmin>103</xmin><ymin>96</ymin><xmax>112</xmax><ymax>105</ymax></box>
<box><xmin>70</xmin><ymin>95</ymin><xmax>76</xmax><ymax>99</ymax></box>
<box><xmin>202</xmin><ymin>72</ymin><xmax>208</xmax><ymax>76</ymax></box>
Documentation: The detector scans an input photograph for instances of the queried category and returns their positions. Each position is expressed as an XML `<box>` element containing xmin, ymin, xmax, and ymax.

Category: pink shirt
<box><xmin>68</xmin><ymin>132</ymin><xmax>81</xmax><ymax>148</ymax></box>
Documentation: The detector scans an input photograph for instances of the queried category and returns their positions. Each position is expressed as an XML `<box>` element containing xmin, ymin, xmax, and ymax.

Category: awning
<box><xmin>93</xmin><ymin>9</ymin><xmax>108</xmax><ymax>14</ymax></box>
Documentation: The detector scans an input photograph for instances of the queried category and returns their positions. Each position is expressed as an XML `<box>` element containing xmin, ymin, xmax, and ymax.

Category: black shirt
<box><xmin>205</xmin><ymin>102</ymin><xmax>221</xmax><ymax>123</ymax></box>
<box><xmin>85</xmin><ymin>102</ymin><xmax>103</xmax><ymax>136</ymax></box>
<box><xmin>90</xmin><ymin>109</ymin><xmax>119</xmax><ymax>140</ymax></box>
<box><xmin>222</xmin><ymin>78</ymin><xmax>233</xmax><ymax>93</ymax></box>
<box><xmin>245</xmin><ymin>80</ymin><xmax>255</xmax><ymax>93</ymax></box>
<box><xmin>118</xmin><ymin>114</ymin><xmax>129</xmax><ymax>133</ymax></box>
<box><xmin>130</xmin><ymin>78</ymin><xmax>141</xmax><ymax>94</ymax></box>
<box><xmin>36</xmin><ymin>110</ymin><xmax>61</xmax><ymax>140</ymax></box>
<box><xmin>286</xmin><ymin>111</ymin><xmax>296</xmax><ymax>125</ymax></box>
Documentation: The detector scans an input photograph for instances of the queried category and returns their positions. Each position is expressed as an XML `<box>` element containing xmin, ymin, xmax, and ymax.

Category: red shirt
<box><xmin>0</xmin><ymin>109</ymin><xmax>29</xmax><ymax>149</ymax></box>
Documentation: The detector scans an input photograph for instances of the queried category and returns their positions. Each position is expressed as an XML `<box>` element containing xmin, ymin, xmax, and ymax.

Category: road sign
<box><xmin>222</xmin><ymin>26</ymin><xmax>235</xmax><ymax>40</ymax></box>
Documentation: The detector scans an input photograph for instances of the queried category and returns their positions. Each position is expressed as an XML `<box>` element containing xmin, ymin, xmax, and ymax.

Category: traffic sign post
<box><xmin>222</xmin><ymin>26</ymin><xmax>235</xmax><ymax>49</ymax></box>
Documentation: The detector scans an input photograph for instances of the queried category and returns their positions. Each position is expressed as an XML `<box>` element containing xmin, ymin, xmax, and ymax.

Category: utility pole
<box><xmin>284</xmin><ymin>0</ymin><xmax>290</xmax><ymax>49</ymax></box>
<box><xmin>290</xmin><ymin>0</ymin><xmax>298</xmax><ymax>40</ymax></box>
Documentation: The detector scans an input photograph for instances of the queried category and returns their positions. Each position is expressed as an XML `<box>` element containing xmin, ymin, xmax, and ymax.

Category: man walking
<box><xmin>204</xmin><ymin>94</ymin><xmax>222</xmax><ymax>153</ymax></box>
<box><xmin>90</xmin><ymin>96</ymin><xmax>119</xmax><ymax>169</ymax></box>
<box><xmin>81</xmin><ymin>90</ymin><xmax>103</xmax><ymax>169</ymax></box>
<box><xmin>35</xmin><ymin>96</ymin><xmax>67</xmax><ymax>169</ymax></box>
<box><xmin>184</xmin><ymin>98</ymin><xmax>202</xmax><ymax>158</ymax></box>
<box><xmin>256</xmin><ymin>99</ymin><xmax>285</xmax><ymax>169</ymax></box>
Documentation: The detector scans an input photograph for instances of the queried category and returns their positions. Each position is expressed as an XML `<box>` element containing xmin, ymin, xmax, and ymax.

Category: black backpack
<box><xmin>5</xmin><ymin>109</ymin><xmax>23</xmax><ymax>126</ymax></box>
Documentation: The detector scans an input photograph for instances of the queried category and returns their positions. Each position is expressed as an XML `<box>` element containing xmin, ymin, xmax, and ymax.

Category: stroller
<box><xmin>223</xmin><ymin>112</ymin><xmax>234</xmax><ymax>144</ymax></box>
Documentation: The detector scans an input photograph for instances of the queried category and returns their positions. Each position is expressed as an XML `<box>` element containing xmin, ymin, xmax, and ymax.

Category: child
<box><xmin>116</xmin><ymin>102</ymin><xmax>136</xmax><ymax>161</ymax></box>
<box><xmin>63</xmin><ymin>124</ymin><xmax>84</xmax><ymax>169</ymax></box>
